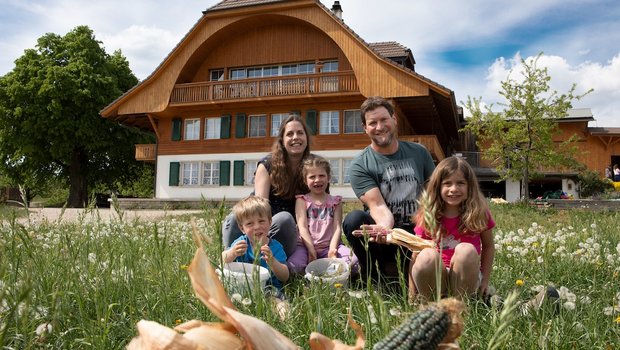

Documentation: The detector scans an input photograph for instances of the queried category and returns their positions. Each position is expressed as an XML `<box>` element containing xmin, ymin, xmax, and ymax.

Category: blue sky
<box><xmin>1</xmin><ymin>0</ymin><xmax>619</xmax><ymax>126</ymax></box>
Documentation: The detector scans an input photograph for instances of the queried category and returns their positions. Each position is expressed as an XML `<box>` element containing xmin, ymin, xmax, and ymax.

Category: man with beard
<box><xmin>344</xmin><ymin>96</ymin><xmax>435</xmax><ymax>283</ymax></box>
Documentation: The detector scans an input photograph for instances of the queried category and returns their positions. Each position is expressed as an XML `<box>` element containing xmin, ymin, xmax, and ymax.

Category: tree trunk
<box><xmin>67</xmin><ymin>149</ymin><xmax>89</xmax><ymax>208</ymax></box>
<box><xmin>521</xmin><ymin>158</ymin><xmax>530</xmax><ymax>201</ymax></box>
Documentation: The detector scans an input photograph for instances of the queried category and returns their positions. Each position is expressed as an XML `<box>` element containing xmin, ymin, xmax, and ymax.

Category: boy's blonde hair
<box><xmin>232</xmin><ymin>196</ymin><xmax>272</xmax><ymax>227</ymax></box>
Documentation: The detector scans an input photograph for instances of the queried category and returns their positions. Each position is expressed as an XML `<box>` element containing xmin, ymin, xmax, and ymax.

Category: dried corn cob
<box><xmin>372</xmin><ymin>307</ymin><xmax>449</xmax><ymax>350</ymax></box>
<box><xmin>372</xmin><ymin>298</ymin><xmax>464</xmax><ymax>350</ymax></box>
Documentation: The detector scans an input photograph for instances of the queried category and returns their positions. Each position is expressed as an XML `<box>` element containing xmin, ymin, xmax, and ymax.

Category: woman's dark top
<box><xmin>257</xmin><ymin>156</ymin><xmax>296</xmax><ymax>217</ymax></box>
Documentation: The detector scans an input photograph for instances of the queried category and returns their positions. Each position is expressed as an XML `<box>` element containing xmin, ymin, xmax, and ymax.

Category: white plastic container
<box><xmin>219</xmin><ymin>262</ymin><xmax>270</xmax><ymax>294</ymax></box>
<box><xmin>305</xmin><ymin>258</ymin><xmax>350</xmax><ymax>288</ymax></box>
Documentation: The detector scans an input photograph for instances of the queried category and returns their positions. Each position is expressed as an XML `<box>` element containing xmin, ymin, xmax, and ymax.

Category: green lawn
<box><xmin>1</xmin><ymin>204</ymin><xmax>619</xmax><ymax>349</ymax></box>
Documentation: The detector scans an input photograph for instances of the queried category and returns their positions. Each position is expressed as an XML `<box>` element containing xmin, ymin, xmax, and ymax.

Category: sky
<box><xmin>1</xmin><ymin>0</ymin><xmax>619</xmax><ymax>126</ymax></box>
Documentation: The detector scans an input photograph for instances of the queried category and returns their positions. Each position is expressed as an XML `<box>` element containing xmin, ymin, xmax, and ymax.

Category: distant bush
<box><xmin>578</xmin><ymin>170</ymin><xmax>613</xmax><ymax>198</ymax></box>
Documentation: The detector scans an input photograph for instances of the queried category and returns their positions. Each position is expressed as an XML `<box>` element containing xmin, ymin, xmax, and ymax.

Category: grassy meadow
<box><xmin>1</xmin><ymin>203</ymin><xmax>619</xmax><ymax>349</ymax></box>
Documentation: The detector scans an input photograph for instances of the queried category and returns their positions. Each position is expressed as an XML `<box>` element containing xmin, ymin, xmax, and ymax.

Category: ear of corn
<box><xmin>371</xmin><ymin>307</ymin><xmax>450</xmax><ymax>350</ymax></box>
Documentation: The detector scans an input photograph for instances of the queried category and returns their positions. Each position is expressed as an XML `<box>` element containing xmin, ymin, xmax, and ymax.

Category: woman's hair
<box><xmin>270</xmin><ymin>114</ymin><xmax>311</xmax><ymax>199</ymax></box>
<box><xmin>414</xmin><ymin>156</ymin><xmax>489</xmax><ymax>235</ymax></box>
<box><xmin>232</xmin><ymin>196</ymin><xmax>272</xmax><ymax>226</ymax></box>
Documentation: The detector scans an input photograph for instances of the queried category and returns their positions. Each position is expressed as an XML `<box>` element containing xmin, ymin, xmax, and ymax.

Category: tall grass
<box><xmin>0</xmin><ymin>204</ymin><xmax>619</xmax><ymax>349</ymax></box>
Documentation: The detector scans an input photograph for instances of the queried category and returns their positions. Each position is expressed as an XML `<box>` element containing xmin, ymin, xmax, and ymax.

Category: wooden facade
<box><xmin>100</xmin><ymin>0</ymin><xmax>462</xmax><ymax>200</ymax></box>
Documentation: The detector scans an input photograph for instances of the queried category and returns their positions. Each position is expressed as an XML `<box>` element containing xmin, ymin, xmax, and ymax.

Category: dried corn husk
<box><xmin>126</xmin><ymin>319</ymin><xmax>244</xmax><ymax>350</ymax></box>
<box><xmin>309</xmin><ymin>314</ymin><xmax>364</xmax><ymax>350</ymax></box>
<box><xmin>387</xmin><ymin>228</ymin><xmax>436</xmax><ymax>253</ymax></box>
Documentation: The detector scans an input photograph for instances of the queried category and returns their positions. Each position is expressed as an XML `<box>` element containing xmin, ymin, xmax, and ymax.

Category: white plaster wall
<box><xmin>155</xmin><ymin>150</ymin><xmax>361</xmax><ymax>200</ymax></box>
<box><xmin>505</xmin><ymin>179</ymin><xmax>521</xmax><ymax>202</ymax></box>
<box><xmin>562</xmin><ymin>178</ymin><xmax>579</xmax><ymax>199</ymax></box>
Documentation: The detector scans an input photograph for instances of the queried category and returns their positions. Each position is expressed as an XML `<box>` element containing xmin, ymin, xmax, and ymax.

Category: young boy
<box><xmin>222</xmin><ymin>196</ymin><xmax>290</xmax><ymax>316</ymax></box>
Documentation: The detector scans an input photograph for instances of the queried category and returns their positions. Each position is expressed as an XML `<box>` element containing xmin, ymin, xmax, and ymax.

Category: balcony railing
<box><xmin>400</xmin><ymin>135</ymin><xmax>445</xmax><ymax>161</ymax></box>
<box><xmin>170</xmin><ymin>71</ymin><xmax>358</xmax><ymax>104</ymax></box>
<box><xmin>135</xmin><ymin>144</ymin><xmax>156</xmax><ymax>161</ymax></box>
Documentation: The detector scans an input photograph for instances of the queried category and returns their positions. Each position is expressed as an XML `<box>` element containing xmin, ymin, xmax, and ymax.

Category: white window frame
<box><xmin>202</xmin><ymin>162</ymin><xmax>220</xmax><ymax>186</ymax></box>
<box><xmin>344</xmin><ymin>110</ymin><xmax>364</xmax><ymax>134</ymax></box>
<box><xmin>181</xmin><ymin>162</ymin><xmax>199</xmax><ymax>186</ymax></box>
<box><xmin>230</xmin><ymin>69</ymin><xmax>246</xmax><ymax>80</ymax></box>
<box><xmin>245</xmin><ymin>160</ymin><xmax>258</xmax><ymax>185</ymax></box>
<box><xmin>204</xmin><ymin>117</ymin><xmax>221</xmax><ymax>140</ymax></box>
<box><xmin>343</xmin><ymin>158</ymin><xmax>353</xmax><ymax>184</ymax></box>
<box><xmin>271</xmin><ymin>113</ymin><xmax>286</xmax><ymax>137</ymax></box>
<box><xmin>184</xmin><ymin>118</ymin><xmax>200</xmax><ymax>140</ymax></box>
<box><xmin>249</xmin><ymin>115</ymin><xmax>267</xmax><ymax>137</ymax></box>
<box><xmin>319</xmin><ymin>111</ymin><xmax>340</xmax><ymax>135</ymax></box>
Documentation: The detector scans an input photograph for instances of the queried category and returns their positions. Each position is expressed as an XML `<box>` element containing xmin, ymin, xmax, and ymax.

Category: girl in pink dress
<box><xmin>411</xmin><ymin>156</ymin><xmax>495</xmax><ymax>299</ymax></box>
<box><xmin>288</xmin><ymin>155</ymin><xmax>358</xmax><ymax>274</ymax></box>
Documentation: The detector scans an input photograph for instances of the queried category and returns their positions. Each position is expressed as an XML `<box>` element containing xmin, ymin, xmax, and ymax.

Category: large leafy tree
<box><xmin>0</xmin><ymin>26</ymin><xmax>152</xmax><ymax>207</ymax></box>
<box><xmin>463</xmin><ymin>54</ymin><xmax>591</xmax><ymax>201</ymax></box>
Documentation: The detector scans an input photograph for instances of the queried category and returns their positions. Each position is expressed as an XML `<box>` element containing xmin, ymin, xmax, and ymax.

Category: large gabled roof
<box><xmin>206</xmin><ymin>0</ymin><xmax>287</xmax><ymax>12</ymax></box>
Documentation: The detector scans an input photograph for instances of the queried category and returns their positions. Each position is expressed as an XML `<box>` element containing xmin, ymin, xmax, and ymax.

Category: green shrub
<box><xmin>577</xmin><ymin>170</ymin><xmax>612</xmax><ymax>198</ymax></box>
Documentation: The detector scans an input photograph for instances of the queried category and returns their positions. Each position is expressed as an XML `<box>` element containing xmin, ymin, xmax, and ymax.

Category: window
<box><xmin>184</xmin><ymin>118</ymin><xmax>200</xmax><ymax>140</ymax></box>
<box><xmin>210</xmin><ymin>69</ymin><xmax>224</xmax><ymax>81</ymax></box>
<box><xmin>282</xmin><ymin>64</ymin><xmax>298</xmax><ymax>75</ymax></box>
<box><xmin>263</xmin><ymin>66</ymin><xmax>279</xmax><ymax>77</ymax></box>
<box><xmin>343</xmin><ymin>159</ymin><xmax>352</xmax><ymax>184</ymax></box>
<box><xmin>249</xmin><ymin>115</ymin><xmax>266</xmax><ymax>137</ymax></box>
<box><xmin>344</xmin><ymin>110</ymin><xmax>364</xmax><ymax>134</ymax></box>
<box><xmin>271</xmin><ymin>113</ymin><xmax>286</xmax><ymax>136</ymax></box>
<box><xmin>247</xmin><ymin>67</ymin><xmax>262</xmax><ymax>78</ymax></box>
<box><xmin>329</xmin><ymin>159</ymin><xmax>340</xmax><ymax>184</ymax></box>
<box><xmin>204</xmin><ymin>117</ymin><xmax>221</xmax><ymax>139</ymax></box>
<box><xmin>202</xmin><ymin>162</ymin><xmax>220</xmax><ymax>185</ymax></box>
<box><xmin>230</xmin><ymin>69</ymin><xmax>246</xmax><ymax>80</ymax></box>
<box><xmin>182</xmin><ymin>162</ymin><xmax>199</xmax><ymax>185</ymax></box>
<box><xmin>299</xmin><ymin>62</ymin><xmax>315</xmax><ymax>74</ymax></box>
<box><xmin>319</xmin><ymin>111</ymin><xmax>339</xmax><ymax>134</ymax></box>
<box><xmin>321</xmin><ymin>61</ymin><xmax>339</xmax><ymax>72</ymax></box>
<box><xmin>245</xmin><ymin>160</ymin><xmax>258</xmax><ymax>185</ymax></box>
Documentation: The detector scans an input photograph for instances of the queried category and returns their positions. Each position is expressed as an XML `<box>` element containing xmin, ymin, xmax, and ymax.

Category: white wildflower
<box><xmin>231</xmin><ymin>293</ymin><xmax>243</xmax><ymax>302</ymax></box>
<box><xmin>88</xmin><ymin>253</ymin><xmax>97</xmax><ymax>263</ymax></box>
<box><xmin>590</xmin><ymin>223</ymin><xmax>596</xmax><ymax>229</ymax></box>
<box><xmin>603</xmin><ymin>306</ymin><xmax>614</xmax><ymax>316</ymax></box>
<box><xmin>389</xmin><ymin>307</ymin><xmax>401</xmax><ymax>317</ymax></box>
<box><xmin>35</xmin><ymin>322</ymin><xmax>52</xmax><ymax>335</ymax></box>
<box><xmin>367</xmin><ymin>305</ymin><xmax>377</xmax><ymax>324</ymax></box>
<box><xmin>563</xmin><ymin>301</ymin><xmax>575</xmax><ymax>311</ymax></box>
<box><xmin>348</xmin><ymin>290</ymin><xmax>365</xmax><ymax>299</ymax></box>
<box><xmin>241</xmin><ymin>298</ymin><xmax>252</xmax><ymax>306</ymax></box>
<box><xmin>537</xmin><ymin>256</ymin><xmax>544</xmax><ymax>264</ymax></box>
<box><xmin>580</xmin><ymin>296</ymin><xmax>591</xmax><ymax>305</ymax></box>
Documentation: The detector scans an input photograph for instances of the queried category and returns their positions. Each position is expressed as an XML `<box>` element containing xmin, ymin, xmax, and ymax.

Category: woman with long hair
<box><xmin>222</xmin><ymin>114</ymin><xmax>311</xmax><ymax>257</ymax></box>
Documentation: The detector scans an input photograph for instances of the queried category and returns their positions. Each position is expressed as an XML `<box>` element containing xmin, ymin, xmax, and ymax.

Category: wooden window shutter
<box><xmin>306</xmin><ymin>110</ymin><xmax>317</xmax><ymax>135</ymax></box>
<box><xmin>169</xmin><ymin>162</ymin><xmax>180</xmax><ymax>186</ymax></box>
<box><xmin>220</xmin><ymin>114</ymin><xmax>231</xmax><ymax>139</ymax></box>
<box><xmin>233</xmin><ymin>160</ymin><xmax>245</xmax><ymax>186</ymax></box>
<box><xmin>171</xmin><ymin>118</ymin><xmax>182</xmax><ymax>141</ymax></box>
<box><xmin>220</xmin><ymin>161</ymin><xmax>231</xmax><ymax>186</ymax></box>
<box><xmin>235</xmin><ymin>113</ymin><xmax>246</xmax><ymax>138</ymax></box>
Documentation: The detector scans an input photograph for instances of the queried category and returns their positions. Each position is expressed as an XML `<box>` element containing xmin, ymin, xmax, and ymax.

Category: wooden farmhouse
<box><xmin>100</xmin><ymin>0</ymin><xmax>464</xmax><ymax>201</ymax></box>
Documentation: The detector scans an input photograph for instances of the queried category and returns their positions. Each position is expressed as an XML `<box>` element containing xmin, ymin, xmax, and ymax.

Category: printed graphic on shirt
<box><xmin>308</xmin><ymin>206</ymin><xmax>335</xmax><ymax>220</ymax></box>
<box><xmin>379</xmin><ymin>160</ymin><xmax>420</xmax><ymax>226</ymax></box>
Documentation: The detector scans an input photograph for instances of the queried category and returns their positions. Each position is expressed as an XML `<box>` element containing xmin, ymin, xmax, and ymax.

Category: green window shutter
<box><xmin>235</xmin><ymin>113</ymin><xmax>246</xmax><ymax>138</ymax></box>
<box><xmin>220</xmin><ymin>161</ymin><xmax>231</xmax><ymax>186</ymax></box>
<box><xmin>171</xmin><ymin>118</ymin><xmax>182</xmax><ymax>141</ymax></box>
<box><xmin>306</xmin><ymin>110</ymin><xmax>317</xmax><ymax>135</ymax></box>
<box><xmin>169</xmin><ymin>162</ymin><xmax>180</xmax><ymax>186</ymax></box>
<box><xmin>220</xmin><ymin>114</ymin><xmax>231</xmax><ymax>139</ymax></box>
<box><xmin>233</xmin><ymin>160</ymin><xmax>245</xmax><ymax>186</ymax></box>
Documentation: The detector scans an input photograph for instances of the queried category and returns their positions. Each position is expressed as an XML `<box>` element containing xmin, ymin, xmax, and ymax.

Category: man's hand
<box><xmin>351</xmin><ymin>224</ymin><xmax>390</xmax><ymax>244</ymax></box>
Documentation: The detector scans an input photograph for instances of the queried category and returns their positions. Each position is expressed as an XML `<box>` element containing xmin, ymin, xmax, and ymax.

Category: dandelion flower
<box><xmin>231</xmin><ymin>293</ymin><xmax>243</xmax><ymax>302</ymax></box>
<box><xmin>348</xmin><ymin>290</ymin><xmax>365</xmax><ymax>299</ymax></box>
<box><xmin>615</xmin><ymin>316</ymin><xmax>620</xmax><ymax>324</ymax></box>
<box><xmin>242</xmin><ymin>298</ymin><xmax>252</xmax><ymax>306</ymax></box>
<box><xmin>35</xmin><ymin>323</ymin><xmax>52</xmax><ymax>335</ymax></box>
<box><xmin>603</xmin><ymin>306</ymin><xmax>614</xmax><ymax>316</ymax></box>
<box><xmin>333</xmin><ymin>283</ymin><xmax>343</xmax><ymax>289</ymax></box>
<box><xmin>175</xmin><ymin>319</ymin><xmax>182</xmax><ymax>325</ymax></box>
<box><xmin>180</xmin><ymin>265</ymin><xmax>188</xmax><ymax>271</ymax></box>
<box><xmin>537</xmin><ymin>256</ymin><xmax>544</xmax><ymax>264</ymax></box>
<box><xmin>516</xmin><ymin>279</ymin><xmax>524</xmax><ymax>287</ymax></box>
